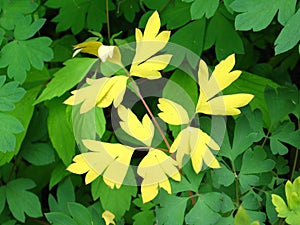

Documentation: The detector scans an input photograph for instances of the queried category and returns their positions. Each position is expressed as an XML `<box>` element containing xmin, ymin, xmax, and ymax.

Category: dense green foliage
<box><xmin>0</xmin><ymin>0</ymin><xmax>299</xmax><ymax>224</ymax></box>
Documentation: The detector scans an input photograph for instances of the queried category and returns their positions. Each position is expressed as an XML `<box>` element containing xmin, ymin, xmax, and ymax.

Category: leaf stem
<box><xmin>290</xmin><ymin>119</ymin><xmax>300</xmax><ymax>180</ymax></box>
<box><xmin>123</xmin><ymin>69</ymin><xmax>171</xmax><ymax>150</ymax></box>
<box><xmin>106</xmin><ymin>0</ymin><xmax>111</xmax><ymax>40</ymax></box>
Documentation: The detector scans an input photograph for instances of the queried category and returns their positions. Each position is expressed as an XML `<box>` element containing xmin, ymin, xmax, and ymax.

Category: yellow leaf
<box><xmin>197</xmin><ymin>90</ymin><xmax>254</xmax><ymax>115</ymax></box>
<box><xmin>67</xmin><ymin>140</ymin><xmax>134</xmax><ymax>188</ymax></box>
<box><xmin>170</xmin><ymin>127</ymin><xmax>220</xmax><ymax>173</ymax></box>
<box><xmin>130</xmin><ymin>54</ymin><xmax>172</xmax><ymax>79</ymax></box>
<box><xmin>118</xmin><ymin>105</ymin><xmax>154</xmax><ymax>146</ymax></box>
<box><xmin>73</xmin><ymin>41</ymin><xmax>122</xmax><ymax>66</ymax></box>
<box><xmin>196</xmin><ymin>54</ymin><xmax>254</xmax><ymax>116</ymax></box>
<box><xmin>137</xmin><ymin>149</ymin><xmax>181</xmax><ymax>203</ymax></box>
<box><xmin>73</xmin><ymin>41</ymin><xmax>102</xmax><ymax>57</ymax></box>
<box><xmin>64</xmin><ymin>76</ymin><xmax>128</xmax><ymax>113</ymax></box>
<box><xmin>102</xmin><ymin>210</ymin><xmax>116</xmax><ymax>225</ymax></box>
<box><xmin>130</xmin><ymin>11</ymin><xmax>172</xmax><ymax>79</ymax></box>
<box><xmin>157</xmin><ymin>98</ymin><xmax>190</xmax><ymax>125</ymax></box>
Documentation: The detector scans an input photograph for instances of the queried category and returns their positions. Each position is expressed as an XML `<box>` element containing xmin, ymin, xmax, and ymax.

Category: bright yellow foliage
<box><xmin>130</xmin><ymin>11</ymin><xmax>172</xmax><ymax>79</ymax></box>
<box><xmin>64</xmin><ymin>76</ymin><xmax>128</xmax><ymax>113</ymax></box>
<box><xmin>67</xmin><ymin>139</ymin><xmax>134</xmax><ymax>189</ymax></box>
<box><xmin>157</xmin><ymin>98</ymin><xmax>190</xmax><ymax>125</ymax></box>
<box><xmin>170</xmin><ymin>127</ymin><xmax>220</xmax><ymax>174</ymax></box>
<box><xmin>196</xmin><ymin>54</ymin><xmax>254</xmax><ymax>115</ymax></box>
<box><xmin>137</xmin><ymin>149</ymin><xmax>181</xmax><ymax>203</ymax></box>
<box><xmin>102</xmin><ymin>210</ymin><xmax>116</xmax><ymax>225</ymax></box>
<box><xmin>118</xmin><ymin>105</ymin><xmax>154</xmax><ymax>146</ymax></box>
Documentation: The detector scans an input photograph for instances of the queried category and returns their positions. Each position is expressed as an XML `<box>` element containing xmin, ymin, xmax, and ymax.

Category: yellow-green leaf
<box><xmin>64</xmin><ymin>76</ymin><xmax>128</xmax><ymax>113</ymax></box>
<box><xmin>118</xmin><ymin>105</ymin><xmax>154</xmax><ymax>146</ymax></box>
<box><xmin>196</xmin><ymin>54</ymin><xmax>254</xmax><ymax>116</ymax></box>
<box><xmin>67</xmin><ymin>140</ymin><xmax>134</xmax><ymax>188</ymax></box>
<box><xmin>157</xmin><ymin>98</ymin><xmax>190</xmax><ymax>125</ymax></box>
<box><xmin>130</xmin><ymin>11</ymin><xmax>172</xmax><ymax>79</ymax></box>
<box><xmin>170</xmin><ymin>127</ymin><xmax>220</xmax><ymax>173</ymax></box>
<box><xmin>102</xmin><ymin>210</ymin><xmax>116</xmax><ymax>225</ymax></box>
<box><xmin>272</xmin><ymin>194</ymin><xmax>290</xmax><ymax>218</ymax></box>
<box><xmin>137</xmin><ymin>149</ymin><xmax>181</xmax><ymax>203</ymax></box>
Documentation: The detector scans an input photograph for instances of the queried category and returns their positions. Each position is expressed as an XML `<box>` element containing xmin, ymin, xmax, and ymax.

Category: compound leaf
<box><xmin>204</xmin><ymin>9</ymin><xmax>244</xmax><ymax>60</ymax></box>
<box><xmin>190</xmin><ymin>0</ymin><xmax>219</xmax><ymax>19</ymax></box>
<box><xmin>0</xmin><ymin>112</ymin><xmax>23</xmax><ymax>153</ymax></box>
<box><xmin>0</xmin><ymin>38</ymin><xmax>53</xmax><ymax>83</ymax></box>
<box><xmin>0</xmin><ymin>0</ymin><xmax>38</xmax><ymax>30</ymax></box>
<box><xmin>5</xmin><ymin>178</ymin><xmax>42</xmax><ymax>222</ymax></box>
<box><xmin>275</xmin><ymin>8</ymin><xmax>300</xmax><ymax>55</ymax></box>
<box><xmin>0</xmin><ymin>76</ymin><xmax>25</xmax><ymax>112</ymax></box>
<box><xmin>231</xmin><ymin>0</ymin><xmax>295</xmax><ymax>31</ymax></box>
<box><xmin>45</xmin><ymin>212</ymin><xmax>77</xmax><ymax>225</ymax></box>
<box><xmin>156</xmin><ymin>191</ymin><xmax>188</xmax><ymax>225</ymax></box>
<box><xmin>91</xmin><ymin>177</ymin><xmax>137</xmax><ymax>219</ymax></box>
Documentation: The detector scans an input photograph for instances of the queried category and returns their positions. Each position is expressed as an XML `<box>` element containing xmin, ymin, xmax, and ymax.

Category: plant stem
<box><xmin>127</xmin><ymin>74</ymin><xmax>171</xmax><ymax>150</ymax></box>
<box><xmin>261</xmin><ymin>130</ymin><xmax>270</xmax><ymax>148</ymax></box>
<box><xmin>106</xmin><ymin>0</ymin><xmax>111</xmax><ymax>40</ymax></box>
<box><xmin>290</xmin><ymin>120</ymin><xmax>300</xmax><ymax>180</ymax></box>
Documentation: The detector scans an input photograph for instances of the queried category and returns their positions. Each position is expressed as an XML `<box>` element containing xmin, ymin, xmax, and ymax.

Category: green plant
<box><xmin>0</xmin><ymin>0</ymin><xmax>299</xmax><ymax>225</ymax></box>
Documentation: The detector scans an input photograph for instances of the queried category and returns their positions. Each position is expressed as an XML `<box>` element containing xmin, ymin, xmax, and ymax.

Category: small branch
<box><xmin>106</xmin><ymin>0</ymin><xmax>111</xmax><ymax>40</ymax></box>
<box><xmin>124</xmin><ymin>69</ymin><xmax>171</xmax><ymax>150</ymax></box>
<box><xmin>290</xmin><ymin>119</ymin><xmax>300</xmax><ymax>180</ymax></box>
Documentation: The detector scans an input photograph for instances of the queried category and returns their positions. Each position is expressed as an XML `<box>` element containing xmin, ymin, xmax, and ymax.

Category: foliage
<box><xmin>0</xmin><ymin>0</ymin><xmax>299</xmax><ymax>225</ymax></box>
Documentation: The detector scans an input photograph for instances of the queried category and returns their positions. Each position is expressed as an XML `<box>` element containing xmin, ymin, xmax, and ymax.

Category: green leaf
<box><xmin>91</xmin><ymin>177</ymin><xmax>137</xmax><ymax>219</ymax></box>
<box><xmin>223</xmin><ymin>72</ymin><xmax>278</xmax><ymax>124</ymax></box>
<box><xmin>204</xmin><ymin>7</ymin><xmax>244</xmax><ymax>60</ymax></box>
<box><xmin>156</xmin><ymin>192</ymin><xmax>188</xmax><ymax>225</ymax></box>
<box><xmin>0</xmin><ymin>0</ymin><xmax>38</xmax><ymax>30</ymax></box>
<box><xmin>133</xmin><ymin>210</ymin><xmax>155</xmax><ymax>225</ymax></box>
<box><xmin>0</xmin><ymin>37</ymin><xmax>53</xmax><ymax>83</ymax></box>
<box><xmin>49</xmin><ymin>162</ymin><xmax>70</xmax><ymax>189</ymax></box>
<box><xmin>231</xmin><ymin>0</ymin><xmax>296</xmax><ymax>31</ymax></box>
<box><xmin>0</xmin><ymin>186</ymin><xmax>5</xmax><ymax>215</ymax></box>
<box><xmin>5</xmin><ymin>178</ymin><xmax>42</xmax><ymax>222</ymax></box>
<box><xmin>14</xmin><ymin>17</ymin><xmax>46</xmax><ymax>40</ymax></box>
<box><xmin>48</xmin><ymin>177</ymin><xmax>75</xmax><ymax>213</ymax></box>
<box><xmin>212</xmin><ymin>164</ymin><xmax>235</xmax><ymax>187</ymax></box>
<box><xmin>162</xmin><ymin>69</ymin><xmax>198</xmax><ymax>119</ymax></box>
<box><xmin>240</xmin><ymin>147</ymin><xmax>276</xmax><ymax>175</ymax></box>
<box><xmin>160</xmin><ymin>0</ymin><xmax>191</xmax><ymax>29</ymax></box>
<box><xmin>0</xmin><ymin>86</ymin><xmax>41</xmax><ymax>164</ymax></box>
<box><xmin>67</xmin><ymin>202</ymin><xmax>93</xmax><ymax>225</ymax></box>
<box><xmin>143</xmin><ymin>0</ymin><xmax>168</xmax><ymax>9</ymax></box>
<box><xmin>0</xmin><ymin>76</ymin><xmax>25</xmax><ymax>111</ymax></box>
<box><xmin>46</xmin><ymin>0</ymin><xmax>111</xmax><ymax>34</ymax></box>
<box><xmin>35</xmin><ymin>58</ymin><xmax>97</xmax><ymax>104</ymax></box>
<box><xmin>234</xmin><ymin>206</ymin><xmax>251</xmax><ymax>225</ymax></box>
<box><xmin>133</xmin><ymin>198</ymin><xmax>155</xmax><ymax>225</ymax></box>
<box><xmin>46</xmin><ymin>98</ymin><xmax>75</xmax><ymax>165</ymax></box>
<box><xmin>275</xmin><ymin>9</ymin><xmax>300</xmax><ymax>55</ymax></box>
<box><xmin>21</xmin><ymin>142</ymin><xmax>55</xmax><ymax>166</ymax></box>
<box><xmin>265</xmin><ymin>86</ymin><xmax>295</xmax><ymax>128</ymax></box>
<box><xmin>170</xmin><ymin>19</ymin><xmax>206</xmax><ymax>66</ymax></box>
<box><xmin>190</xmin><ymin>0</ymin><xmax>219</xmax><ymax>19</ymax></box>
<box><xmin>219</xmin><ymin>114</ymin><xmax>261</xmax><ymax>161</ymax></box>
<box><xmin>270</xmin><ymin>122</ymin><xmax>300</xmax><ymax>155</ymax></box>
<box><xmin>186</xmin><ymin>199</ymin><xmax>221</xmax><ymax>225</ymax></box>
<box><xmin>51</xmin><ymin>35</ymin><xmax>77</xmax><ymax>62</ymax></box>
<box><xmin>117</xmin><ymin>0</ymin><xmax>140</xmax><ymax>22</ymax></box>
<box><xmin>45</xmin><ymin>212</ymin><xmax>77</xmax><ymax>225</ymax></box>
<box><xmin>0</xmin><ymin>112</ymin><xmax>23</xmax><ymax>153</ymax></box>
